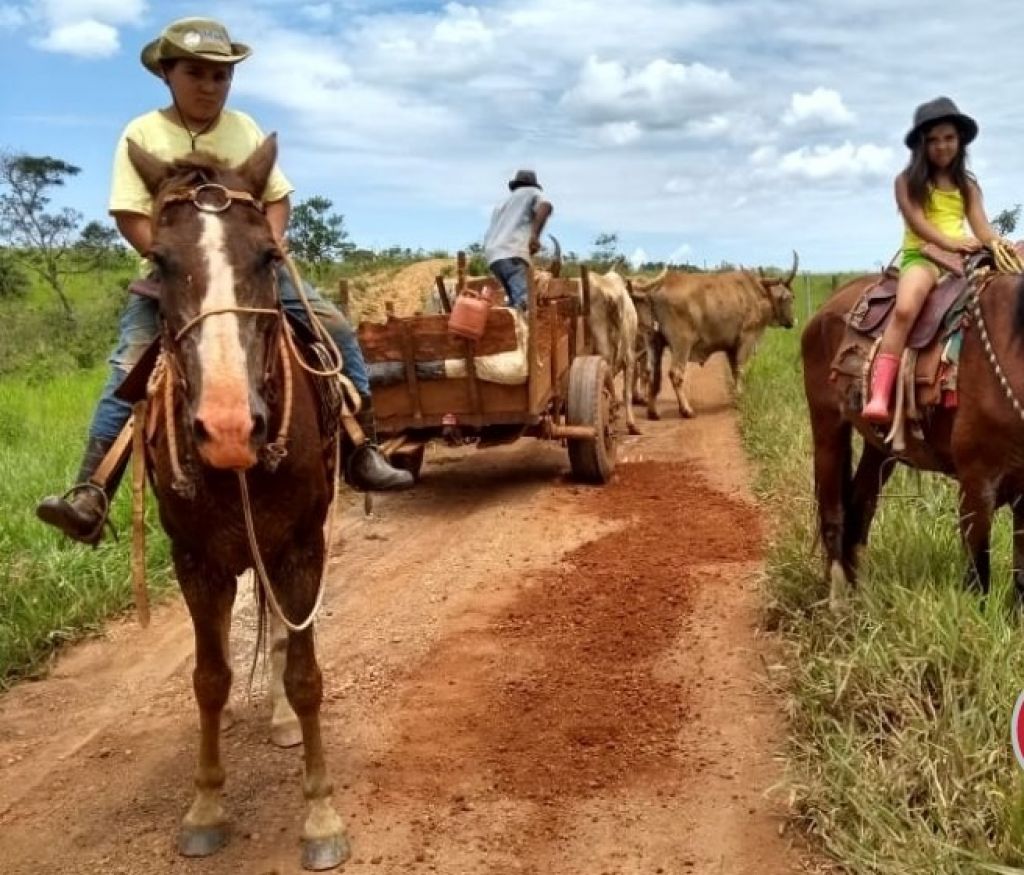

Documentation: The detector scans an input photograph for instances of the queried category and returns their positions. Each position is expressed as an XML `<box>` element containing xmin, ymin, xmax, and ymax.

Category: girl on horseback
<box><xmin>863</xmin><ymin>96</ymin><xmax>997</xmax><ymax>423</ymax></box>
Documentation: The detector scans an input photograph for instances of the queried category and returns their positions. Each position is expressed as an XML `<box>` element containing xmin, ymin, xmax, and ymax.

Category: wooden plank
<box><xmin>463</xmin><ymin>338</ymin><xmax>482</xmax><ymax>414</ymax></box>
<box><xmin>372</xmin><ymin>378</ymin><xmax>529</xmax><ymax>428</ymax></box>
<box><xmin>358</xmin><ymin>309</ymin><xmax>518</xmax><ymax>363</ymax></box>
<box><xmin>434</xmin><ymin>276</ymin><xmax>452</xmax><ymax>314</ymax></box>
<box><xmin>529</xmin><ymin>297</ymin><xmax>552</xmax><ymax>413</ymax></box>
<box><xmin>399</xmin><ymin>320</ymin><xmax>423</xmax><ymax>421</ymax></box>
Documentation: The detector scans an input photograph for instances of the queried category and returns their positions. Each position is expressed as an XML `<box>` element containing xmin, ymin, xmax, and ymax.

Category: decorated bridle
<box><xmin>149</xmin><ymin>181</ymin><xmax>293</xmax><ymax>494</ymax></box>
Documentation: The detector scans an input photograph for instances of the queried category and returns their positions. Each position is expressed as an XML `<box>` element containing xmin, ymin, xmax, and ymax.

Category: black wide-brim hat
<box><xmin>508</xmin><ymin>169</ymin><xmax>542</xmax><ymax>191</ymax></box>
<box><xmin>904</xmin><ymin>96</ymin><xmax>978</xmax><ymax>148</ymax></box>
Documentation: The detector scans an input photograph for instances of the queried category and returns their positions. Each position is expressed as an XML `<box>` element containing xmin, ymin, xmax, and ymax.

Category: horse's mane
<box><xmin>162</xmin><ymin>150</ymin><xmax>237</xmax><ymax>191</ymax></box>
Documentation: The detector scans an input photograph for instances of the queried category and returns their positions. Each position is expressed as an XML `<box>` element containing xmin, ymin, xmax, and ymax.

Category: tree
<box><xmin>287</xmin><ymin>196</ymin><xmax>355</xmax><ymax>272</ymax></box>
<box><xmin>0</xmin><ymin>152</ymin><xmax>115</xmax><ymax>321</ymax></box>
<box><xmin>992</xmin><ymin>204</ymin><xmax>1021</xmax><ymax>237</ymax></box>
<box><xmin>590</xmin><ymin>232</ymin><xmax>620</xmax><ymax>266</ymax></box>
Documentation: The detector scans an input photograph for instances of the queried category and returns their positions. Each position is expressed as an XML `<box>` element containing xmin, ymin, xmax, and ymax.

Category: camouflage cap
<box><xmin>140</xmin><ymin>18</ymin><xmax>251</xmax><ymax>78</ymax></box>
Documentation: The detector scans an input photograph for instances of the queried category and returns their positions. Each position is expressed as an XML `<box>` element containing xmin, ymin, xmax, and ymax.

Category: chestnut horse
<box><xmin>802</xmin><ymin>263</ymin><xmax>1024</xmax><ymax>611</ymax></box>
<box><xmin>127</xmin><ymin>137</ymin><xmax>348</xmax><ymax>869</ymax></box>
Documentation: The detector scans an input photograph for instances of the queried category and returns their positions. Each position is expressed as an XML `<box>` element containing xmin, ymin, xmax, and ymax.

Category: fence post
<box><xmin>337</xmin><ymin>279</ymin><xmax>351</xmax><ymax>320</ymax></box>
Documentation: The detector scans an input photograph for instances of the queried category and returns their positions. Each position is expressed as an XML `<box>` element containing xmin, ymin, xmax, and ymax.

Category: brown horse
<box><xmin>802</xmin><ymin>264</ymin><xmax>1024</xmax><ymax>610</ymax></box>
<box><xmin>126</xmin><ymin>137</ymin><xmax>348</xmax><ymax>869</ymax></box>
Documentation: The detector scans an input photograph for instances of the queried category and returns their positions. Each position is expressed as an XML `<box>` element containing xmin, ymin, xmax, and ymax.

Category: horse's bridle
<box><xmin>156</xmin><ymin>183</ymin><xmax>283</xmax><ymax>344</ymax></box>
<box><xmin>150</xmin><ymin>182</ymin><xmax>293</xmax><ymax>490</ymax></box>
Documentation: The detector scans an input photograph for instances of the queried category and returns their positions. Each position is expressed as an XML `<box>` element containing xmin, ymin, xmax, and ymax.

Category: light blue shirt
<box><xmin>484</xmin><ymin>186</ymin><xmax>548</xmax><ymax>265</ymax></box>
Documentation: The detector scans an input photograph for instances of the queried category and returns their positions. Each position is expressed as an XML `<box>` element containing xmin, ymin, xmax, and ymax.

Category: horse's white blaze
<box><xmin>195</xmin><ymin>213</ymin><xmax>254</xmax><ymax>466</ymax></box>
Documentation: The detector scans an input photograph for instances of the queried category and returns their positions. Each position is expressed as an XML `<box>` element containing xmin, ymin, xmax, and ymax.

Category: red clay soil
<box><xmin>375</xmin><ymin>462</ymin><xmax>764</xmax><ymax>866</ymax></box>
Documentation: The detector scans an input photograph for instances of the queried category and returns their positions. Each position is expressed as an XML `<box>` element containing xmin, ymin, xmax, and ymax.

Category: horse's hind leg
<box><xmin>177</xmin><ymin>558</ymin><xmax>237</xmax><ymax>857</ymax></box>
<box><xmin>808</xmin><ymin>405</ymin><xmax>853</xmax><ymax>611</ymax></box>
<box><xmin>268</xmin><ymin>612</ymin><xmax>302</xmax><ymax>748</ymax></box>
<box><xmin>959</xmin><ymin>476</ymin><xmax>994</xmax><ymax>595</ymax></box>
<box><xmin>845</xmin><ymin>443</ymin><xmax>894</xmax><ymax>575</ymax></box>
<box><xmin>274</xmin><ymin>543</ymin><xmax>348</xmax><ymax>870</ymax></box>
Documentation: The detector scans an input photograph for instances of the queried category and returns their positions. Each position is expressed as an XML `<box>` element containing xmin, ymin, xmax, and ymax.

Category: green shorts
<box><xmin>900</xmin><ymin>249</ymin><xmax>941</xmax><ymax>275</ymax></box>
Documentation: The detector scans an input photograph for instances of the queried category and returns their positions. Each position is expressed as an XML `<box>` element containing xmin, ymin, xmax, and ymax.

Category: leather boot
<box><xmin>36</xmin><ymin>436</ymin><xmax>126</xmax><ymax>545</ymax></box>
<box><xmin>345</xmin><ymin>397</ymin><xmax>414</xmax><ymax>492</ymax></box>
<box><xmin>862</xmin><ymin>353</ymin><xmax>900</xmax><ymax>424</ymax></box>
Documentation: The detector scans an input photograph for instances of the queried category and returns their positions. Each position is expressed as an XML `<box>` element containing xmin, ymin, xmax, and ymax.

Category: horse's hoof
<box><xmin>178</xmin><ymin>824</ymin><xmax>229</xmax><ymax>857</ymax></box>
<box><xmin>271</xmin><ymin>719</ymin><xmax>303</xmax><ymax>749</ymax></box>
<box><xmin>302</xmin><ymin>834</ymin><xmax>350</xmax><ymax>871</ymax></box>
<box><xmin>627</xmin><ymin>423</ymin><xmax>642</xmax><ymax>436</ymax></box>
<box><xmin>646</xmin><ymin>410</ymin><xmax>660</xmax><ymax>421</ymax></box>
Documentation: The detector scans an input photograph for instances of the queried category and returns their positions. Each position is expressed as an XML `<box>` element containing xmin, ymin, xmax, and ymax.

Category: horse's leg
<box><xmin>268</xmin><ymin>611</ymin><xmax>302</xmax><ymax>748</ymax></box>
<box><xmin>808</xmin><ymin>406</ymin><xmax>853</xmax><ymax>612</ymax></box>
<box><xmin>177</xmin><ymin>555</ymin><xmax>237</xmax><ymax>857</ymax></box>
<box><xmin>959</xmin><ymin>477</ymin><xmax>994</xmax><ymax>595</ymax></box>
<box><xmin>844</xmin><ymin>443</ymin><xmax>893</xmax><ymax>579</ymax></box>
<box><xmin>273</xmin><ymin>543</ymin><xmax>348</xmax><ymax>870</ymax></box>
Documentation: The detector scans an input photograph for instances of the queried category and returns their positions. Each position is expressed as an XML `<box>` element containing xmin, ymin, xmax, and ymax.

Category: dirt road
<box><xmin>0</xmin><ymin>358</ymin><xmax>813</xmax><ymax>874</ymax></box>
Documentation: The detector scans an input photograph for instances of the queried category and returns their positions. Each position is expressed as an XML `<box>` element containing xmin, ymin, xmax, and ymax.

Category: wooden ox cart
<box><xmin>355</xmin><ymin>257</ymin><xmax>616</xmax><ymax>484</ymax></box>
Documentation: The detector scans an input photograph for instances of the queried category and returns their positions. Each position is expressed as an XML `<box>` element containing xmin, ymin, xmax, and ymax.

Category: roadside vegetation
<box><xmin>739</xmin><ymin>276</ymin><xmax>1024</xmax><ymax>873</ymax></box>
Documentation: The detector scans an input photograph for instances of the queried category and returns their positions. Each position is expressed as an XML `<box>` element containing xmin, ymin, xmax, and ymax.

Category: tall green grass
<box><xmin>0</xmin><ymin>343</ymin><xmax>173</xmax><ymax>685</ymax></box>
<box><xmin>740</xmin><ymin>276</ymin><xmax>1024</xmax><ymax>872</ymax></box>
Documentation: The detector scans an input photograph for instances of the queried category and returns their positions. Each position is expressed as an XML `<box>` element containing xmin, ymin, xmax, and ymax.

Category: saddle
<box><xmin>830</xmin><ymin>265</ymin><xmax>971</xmax><ymax>448</ymax></box>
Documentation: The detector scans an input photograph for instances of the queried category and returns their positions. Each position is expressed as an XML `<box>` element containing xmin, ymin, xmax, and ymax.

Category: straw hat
<box><xmin>140</xmin><ymin>18</ymin><xmax>251</xmax><ymax>78</ymax></box>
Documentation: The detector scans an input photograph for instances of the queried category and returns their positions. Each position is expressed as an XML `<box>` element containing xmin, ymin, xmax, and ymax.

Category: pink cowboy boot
<box><xmin>862</xmin><ymin>352</ymin><xmax>900</xmax><ymax>424</ymax></box>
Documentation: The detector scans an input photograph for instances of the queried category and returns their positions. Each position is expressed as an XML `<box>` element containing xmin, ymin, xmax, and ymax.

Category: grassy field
<box><xmin>739</xmin><ymin>275</ymin><xmax>1024</xmax><ymax>873</ymax></box>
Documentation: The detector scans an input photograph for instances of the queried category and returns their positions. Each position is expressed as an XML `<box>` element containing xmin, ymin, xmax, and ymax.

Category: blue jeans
<box><xmin>490</xmin><ymin>257</ymin><xmax>530</xmax><ymax>311</ymax></box>
<box><xmin>87</xmin><ymin>265</ymin><xmax>370</xmax><ymax>442</ymax></box>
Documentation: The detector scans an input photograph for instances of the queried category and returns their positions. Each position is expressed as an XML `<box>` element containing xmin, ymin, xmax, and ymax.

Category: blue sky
<box><xmin>1</xmin><ymin>0</ymin><xmax>1022</xmax><ymax>271</ymax></box>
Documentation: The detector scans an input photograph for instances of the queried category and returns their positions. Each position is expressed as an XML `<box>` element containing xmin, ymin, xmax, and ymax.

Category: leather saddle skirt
<box><xmin>847</xmin><ymin>270</ymin><xmax>968</xmax><ymax>350</ymax></box>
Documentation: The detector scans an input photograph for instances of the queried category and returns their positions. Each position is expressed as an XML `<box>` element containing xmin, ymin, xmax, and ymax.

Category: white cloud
<box><xmin>664</xmin><ymin>177</ymin><xmax>695</xmax><ymax>195</ymax></box>
<box><xmin>782</xmin><ymin>87</ymin><xmax>855</xmax><ymax>128</ymax></box>
<box><xmin>301</xmin><ymin>3</ymin><xmax>333</xmax><ymax>22</ymax></box>
<box><xmin>668</xmin><ymin>243</ymin><xmax>692</xmax><ymax>264</ymax></box>
<box><xmin>562</xmin><ymin>55</ymin><xmax>739</xmax><ymax>129</ymax></box>
<box><xmin>39</xmin><ymin>0</ymin><xmax>143</xmax><ymax>26</ymax></box>
<box><xmin>768</xmin><ymin>142</ymin><xmax>895</xmax><ymax>182</ymax></box>
<box><xmin>597</xmin><ymin>121</ymin><xmax>642</xmax><ymax>146</ymax></box>
<box><xmin>36</xmin><ymin>19</ymin><xmax>119</xmax><ymax>57</ymax></box>
<box><xmin>628</xmin><ymin>247</ymin><xmax>648</xmax><ymax>268</ymax></box>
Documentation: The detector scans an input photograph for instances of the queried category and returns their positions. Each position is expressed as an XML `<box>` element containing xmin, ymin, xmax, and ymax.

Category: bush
<box><xmin>0</xmin><ymin>250</ymin><xmax>28</xmax><ymax>298</ymax></box>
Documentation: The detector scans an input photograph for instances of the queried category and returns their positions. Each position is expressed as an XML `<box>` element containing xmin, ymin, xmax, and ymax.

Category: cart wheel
<box><xmin>390</xmin><ymin>445</ymin><xmax>426</xmax><ymax>482</ymax></box>
<box><xmin>567</xmin><ymin>355</ymin><xmax>617</xmax><ymax>484</ymax></box>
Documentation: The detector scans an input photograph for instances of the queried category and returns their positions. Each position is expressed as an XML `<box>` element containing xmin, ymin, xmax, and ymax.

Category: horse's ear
<box><xmin>127</xmin><ymin>140</ymin><xmax>170</xmax><ymax>195</ymax></box>
<box><xmin>237</xmin><ymin>133</ymin><xmax>278</xmax><ymax>197</ymax></box>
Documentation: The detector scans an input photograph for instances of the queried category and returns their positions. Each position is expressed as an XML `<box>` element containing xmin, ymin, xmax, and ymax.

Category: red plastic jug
<box><xmin>448</xmin><ymin>291</ymin><xmax>490</xmax><ymax>341</ymax></box>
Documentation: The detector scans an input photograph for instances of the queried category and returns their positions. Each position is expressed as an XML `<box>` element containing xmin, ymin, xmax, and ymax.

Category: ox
<box><xmin>585</xmin><ymin>268</ymin><xmax>641</xmax><ymax>435</ymax></box>
<box><xmin>631</xmin><ymin>253</ymin><xmax>798</xmax><ymax>419</ymax></box>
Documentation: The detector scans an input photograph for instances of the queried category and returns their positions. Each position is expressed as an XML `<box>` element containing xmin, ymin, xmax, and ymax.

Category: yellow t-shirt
<box><xmin>902</xmin><ymin>185</ymin><xmax>966</xmax><ymax>251</ymax></box>
<box><xmin>108</xmin><ymin>109</ymin><xmax>293</xmax><ymax>216</ymax></box>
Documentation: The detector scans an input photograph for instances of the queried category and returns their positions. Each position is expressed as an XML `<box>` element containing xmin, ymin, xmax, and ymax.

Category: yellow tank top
<box><xmin>902</xmin><ymin>185</ymin><xmax>966</xmax><ymax>251</ymax></box>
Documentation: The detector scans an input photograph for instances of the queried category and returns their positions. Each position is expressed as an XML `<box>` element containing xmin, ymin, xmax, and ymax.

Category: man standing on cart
<box><xmin>483</xmin><ymin>170</ymin><xmax>553</xmax><ymax>311</ymax></box>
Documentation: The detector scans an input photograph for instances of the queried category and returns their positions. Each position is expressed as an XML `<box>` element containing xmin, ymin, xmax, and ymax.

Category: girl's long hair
<box><xmin>902</xmin><ymin>121</ymin><xmax>977</xmax><ymax>209</ymax></box>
